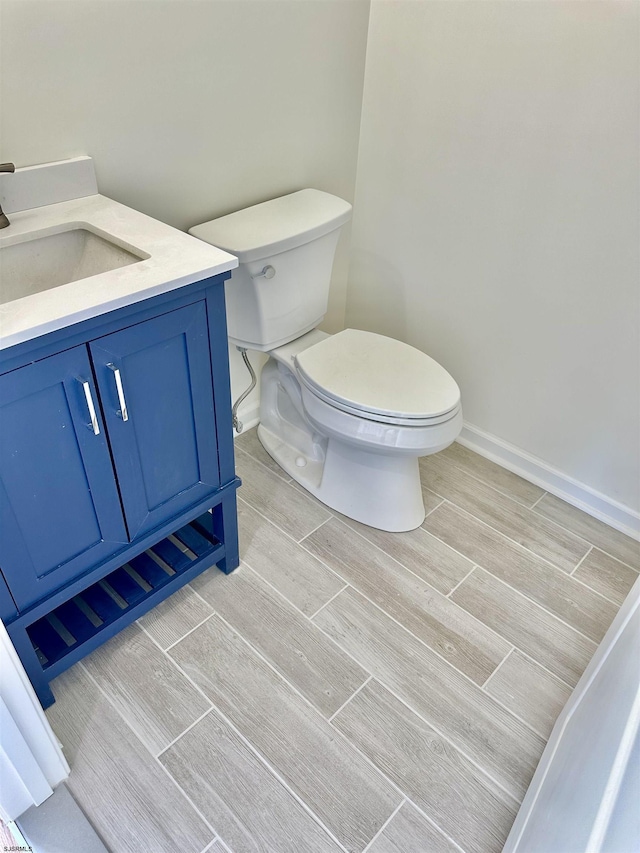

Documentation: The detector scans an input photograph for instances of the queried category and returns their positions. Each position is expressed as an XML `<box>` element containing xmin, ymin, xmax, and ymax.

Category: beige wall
<box><xmin>347</xmin><ymin>0</ymin><xmax>639</xmax><ymax>514</ymax></box>
<box><xmin>1</xmin><ymin>0</ymin><xmax>638</xmax><ymax>518</ymax></box>
<box><xmin>0</xmin><ymin>0</ymin><xmax>370</xmax><ymax>408</ymax></box>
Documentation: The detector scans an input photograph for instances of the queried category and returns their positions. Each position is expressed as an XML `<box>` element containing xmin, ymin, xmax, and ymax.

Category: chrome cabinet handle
<box><xmin>81</xmin><ymin>380</ymin><xmax>100</xmax><ymax>435</ymax></box>
<box><xmin>107</xmin><ymin>363</ymin><xmax>129</xmax><ymax>422</ymax></box>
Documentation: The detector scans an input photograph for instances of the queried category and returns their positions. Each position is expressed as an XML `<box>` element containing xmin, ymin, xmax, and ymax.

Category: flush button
<box><xmin>295</xmin><ymin>456</ymin><xmax>307</xmax><ymax>467</ymax></box>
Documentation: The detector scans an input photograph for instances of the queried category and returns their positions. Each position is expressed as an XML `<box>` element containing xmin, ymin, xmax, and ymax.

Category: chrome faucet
<box><xmin>0</xmin><ymin>163</ymin><xmax>16</xmax><ymax>228</ymax></box>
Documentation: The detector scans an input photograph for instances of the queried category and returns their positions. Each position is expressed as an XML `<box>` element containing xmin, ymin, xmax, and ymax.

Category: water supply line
<box><xmin>231</xmin><ymin>347</ymin><xmax>256</xmax><ymax>433</ymax></box>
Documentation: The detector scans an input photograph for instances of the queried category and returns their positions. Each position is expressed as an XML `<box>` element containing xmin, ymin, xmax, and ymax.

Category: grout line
<box><xmin>162</xmin><ymin>610</ymin><xmax>217</xmax><ymax>652</ymax></box>
<box><xmin>297</xmin><ymin>516</ymin><xmax>333</xmax><ymax>543</ymax></box>
<box><xmin>215</xmin><ymin>567</ymin><xmax>545</xmax><ymax>799</ymax></box>
<box><xmin>467</xmin><ymin>565</ymin><xmax>601</xmax><ymax>647</ymax></box>
<box><xmin>307</xmin><ymin>583</ymin><xmax>350</xmax><ymax>621</ymax></box>
<box><xmin>431</xmin><ymin>454</ymin><xmax>638</xmax><ymax>563</ymax></box>
<box><xmin>330</xmin><ymin>674</ymin><xmax>522</xmax><ymax>806</ymax></box>
<box><xmin>154</xmin><ymin>758</ymin><xmax>220</xmax><ymax>844</ymax></box>
<box><xmin>426</xmin><ymin>497</ymin><xmax>591</xmax><ymax>577</ymax></box>
<box><xmin>527</xmin><ymin>505</ymin><xmax>640</xmax><ymax>572</ymax></box>
<box><xmin>196</xmin><ymin>562</ymin><xmax>371</xmax><ymax>711</ymax></box>
<box><xmin>328</xmin><ymin>675</ymin><xmax>373</xmax><ymax>722</ymax></box>
<box><xmin>189</xmin><ymin>581</ymin><xmax>222</xmax><ymax>610</ymax></box>
<box><xmin>480</xmin><ymin>682</ymin><xmax>558</xmax><ymax>743</ymax></box>
<box><xmin>250</xmin><ymin>484</ymin><xmax>621</xmax><ymax>640</ymax></box>
<box><xmin>211</xmin><ymin>608</ymin><xmax>360</xmax><ymax>722</ymax></box>
<box><xmin>296</xmin><ymin>529</ymin><xmax>513</xmax><ymax>675</ymax></box>
<box><xmin>405</xmin><ymin>798</ymin><xmax>468</xmax><ymax>852</ymax></box>
<box><xmin>76</xmin><ymin>662</ymin><xmax>220</xmax><ymax>843</ymax></box>
<box><xmin>237</xmin><ymin>555</ymin><xmax>345</xmax><ymax>621</ymax></box>
<box><xmin>423</xmin><ymin>497</ymin><xmax>445</xmax><ymax>519</ymax></box>
<box><xmin>528</xmin><ymin>491</ymin><xmax>548</xmax><ymax>510</ymax></box>
<box><xmin>139</xmin><ymin>628</ymin><xmax>226</xmax><ymax>723</ymax></box>
<box><xmin>361</xmin><ymin>798</ymin><xmax>406</xmax><ymax>852</ymax></box>
<box><xmin>322</xmin><ymin>583</ymin><xmax>547</xmax><ymax>768</ymax></box>
<box><xmin>310</xmin><ymin>576</ymin><xmax>563</xmax><ymax>757</ymax></box>
<box><xmin>237</xmin><ymin>494</ymin><xmax>332</xmax><ymax>550</ymax></box>
<box><xmin>421</xmin><ymin>455</ymin><xmax>547</xmax><ymax>512</ymax></box>
<box><xmin>570</xmin><ymin>545</ymin><xmax>594</xmax><ymax>576</ymax></box>
<box><xmin>188</xmin><ymin>610</ymin><xmax>411</xmax><ymax>811</ymax></box>
<box><xmin>568</xmin><ymin>563</ymin><xmax>627</xmax><ymax>607</ymax></box>
<box><xmin>514</xmin><ymin>647</ymin><xmax>576</xmax><ymax>691</ymax></box>
<box><xmin>237</xmin><ymin>445</ymin><xmax>337</xmax><ymax>530</ymax></box>
<box><xmin>78</xmin><ymin>654</ymin><xmax>209</xmax><ymax>758</ymax></box>
<box><xmin>199</xmin><ymin>553</ymin><xmax>543</xmax><ymax>803</ymax></box>
<box><xmin>320</xmin><ymin>509</ymin><xmax>482</xmax><ymax>609</ymax></box>
<box><xmin>481</xmin><ymin>646</ymin><xmax>515</xmax><ymax>690</ymax></box>
<box><xmin>136</xmin><ymin>615</ymin><xmax>352</xmax><ymax>850</ymax></box>
<box><xmin>298</xmin><ymin>539</ymin><xmax>511</xmax><ymax>693</ymax></box>
<box><xmin>426</xmin><ymin>500</ymin><xmax>619</xmax><ymax>619</ymax></box>
<box><xmin>445</xmin><ymin>564</ymin><xmax>478</xmax><ymax>598</ymax></box>
<box><xmin>303</xmin><ymin>511</ymin><xmax>515</xmax><ymax>643</ymax></box>
<box><xmin>221</xmin><ymin>557</ymin><xmax>548</xmax><ymax>783</ymax></box>
<box><xmin>240</xmin><ymin>496</ymin><xmax>575</xmax><ymax>756</ymax></box>
<box><xmin>160</xmin><ymin>640</ymin><xmax>351</xmax><ymax>853</ymax></box>
<box><xmin>420</xmin><ymin>500</ymin><xmax>510</xmax><ymax>563</ymax></box>
<box><xmin>156</xmin><ymin>704</ymin><xmax>215</xmax><ymax>758</ymax></box>
<box><xmin>137</xmin><ymin>607</ymin><xmax>216</xmax><ymax>653</ymax></box>
<box><xmin>206</xmin><ymin>561</ymin><xmax>537</xmax><ymax>806</ymax></box>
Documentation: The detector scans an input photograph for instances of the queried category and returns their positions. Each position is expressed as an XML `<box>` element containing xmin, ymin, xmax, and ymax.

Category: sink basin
<box><xmin>0</xmin><ymin>226</ymin><xmax>148</xmax><ymax>304</ymax></box>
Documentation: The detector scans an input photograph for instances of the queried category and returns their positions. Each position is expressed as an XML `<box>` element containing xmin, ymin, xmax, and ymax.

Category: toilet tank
<box><xmin>189</xmin><ymin>189</ymin><xmax>352</xmax><ymax>351</ymax></box>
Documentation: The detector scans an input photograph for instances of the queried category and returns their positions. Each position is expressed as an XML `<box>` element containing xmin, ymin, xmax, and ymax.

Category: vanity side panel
<box><xmin>205</xmin><ymin>280</ymin><xmax>237</xmax><ymax>486</ymax></box>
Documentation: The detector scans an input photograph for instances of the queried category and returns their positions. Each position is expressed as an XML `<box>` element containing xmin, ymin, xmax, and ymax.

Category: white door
<box><xmin>505</xmin><ymin>574</ymin><xmax>640</xmax><ymax>852</ymax></box>
<box><xmin>0</xmin><ymin>621</ymin><xmax>69</xmax><ymax>821</ymax></box>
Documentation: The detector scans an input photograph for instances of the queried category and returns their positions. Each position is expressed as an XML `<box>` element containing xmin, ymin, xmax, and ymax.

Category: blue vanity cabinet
<box><xmin>90</xmin><ymin>301</ymin><xmax>220</xmax><ymax>540</ymax></box>
<box><xmin>0</xmin><ymin>346</ymin><xmax>129</xmax><ymax>610</ymax></box>
<box><xmin>0</xmin><ymin>275</ymin><xmax>240</xmax><ymax>709</ymax></box>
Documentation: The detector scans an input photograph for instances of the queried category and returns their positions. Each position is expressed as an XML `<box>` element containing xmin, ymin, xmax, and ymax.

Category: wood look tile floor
<box><xmin>46</xmin><ymin>431</ymin><xmax>640</xmax><ymax>853</ymax></box>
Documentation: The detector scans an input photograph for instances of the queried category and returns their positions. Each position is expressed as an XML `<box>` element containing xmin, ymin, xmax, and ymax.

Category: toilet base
<box><xmin>258</xmin><ymin>423</ymin><xmax>426</xmax><ymax>532</ymax></box>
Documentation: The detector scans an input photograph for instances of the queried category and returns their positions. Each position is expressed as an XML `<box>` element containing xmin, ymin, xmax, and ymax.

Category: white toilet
<box><xmin>190</xmin><ymin>189</ymin><xmax>462</xmax><ymax>532</ymax></box>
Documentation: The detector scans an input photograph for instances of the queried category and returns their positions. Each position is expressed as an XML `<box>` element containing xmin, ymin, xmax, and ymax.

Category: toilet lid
<box><xmin>294</xmin><ymin>329</ymin><xmax>460</xmax><ymax>424</ymax></box>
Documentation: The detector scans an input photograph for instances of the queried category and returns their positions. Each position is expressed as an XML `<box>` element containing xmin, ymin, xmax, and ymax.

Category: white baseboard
<box><xmin>233</xmin><ymin>400</ymin><xmax>260</xmax><ymax>437</ymax></box>
<box><xmin>458</xmin><ymin>423</ymin><xmax>640</xmax><ymax>540</ymax></box>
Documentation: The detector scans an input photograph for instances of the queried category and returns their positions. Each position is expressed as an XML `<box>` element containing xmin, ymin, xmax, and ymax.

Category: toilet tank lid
<box><xmin>188</xmin><ymin>189</ymin><xmax>352</xmax><ymax>263</ymax></box>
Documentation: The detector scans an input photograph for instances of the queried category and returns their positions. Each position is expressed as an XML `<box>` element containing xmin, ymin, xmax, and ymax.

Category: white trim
<box><xmin>233</xmin><ymin>400</ymin><xmax>260</xmax><ymax>437</ymax></box>
<box><xmin>0</xmin><ymin>623</ymin><xmax>69</xmax><ymax>821</ymax></box>
<box><xmin>458</xmin><ymin>422</ymin><xmax>640</xmax><ymax>540</ymax></box>
<box><xmin>504</xmin><ymin>575</ymin><xmax>640</xmax><ymax>852</ymax></box>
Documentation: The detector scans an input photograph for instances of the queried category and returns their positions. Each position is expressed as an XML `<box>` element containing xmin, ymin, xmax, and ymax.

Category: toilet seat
<box><xmin>294</xmin><ymin>329</ymin><xmax>461</xmax><ymax>427</ymax></box>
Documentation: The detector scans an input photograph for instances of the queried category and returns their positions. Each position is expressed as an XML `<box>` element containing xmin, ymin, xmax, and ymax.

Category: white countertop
<box><xmin>0</xmin><ymin>162</ymin><xmax>237</xmax><ymax>350</ymax></box>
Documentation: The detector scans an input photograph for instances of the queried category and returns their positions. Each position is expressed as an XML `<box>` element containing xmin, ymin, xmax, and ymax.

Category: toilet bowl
<box><xmin>189</xmin><ymin>188</ymin><xmax>462</xmax><ymax>532</ymax></box>
<box><xmin>257</xmin><ymin>327</ymin><xmax>461</xmax><ymax>531</ymax></box>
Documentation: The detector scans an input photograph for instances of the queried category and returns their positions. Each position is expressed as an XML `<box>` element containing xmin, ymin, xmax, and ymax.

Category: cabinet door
<box><xmin>0</xmin><ymin>347</ymin><xmax>128</xmax><ymax>611</ymax></box>
<box><xmin>90</xmin><ymin>301</ymin><xmax>220</xmax><ymax>540</ymax></box>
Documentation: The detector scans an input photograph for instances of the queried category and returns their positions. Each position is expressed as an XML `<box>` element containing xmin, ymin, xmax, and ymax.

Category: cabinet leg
<box><xmin>213</xmin><ymin>491</ymin><xmax>240</xmax><ymax>575</ymax></box>
<box><xmin>7</xmin><ymin>623</ymin><xmax>56</xmax><ymax>709</ymax></box>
